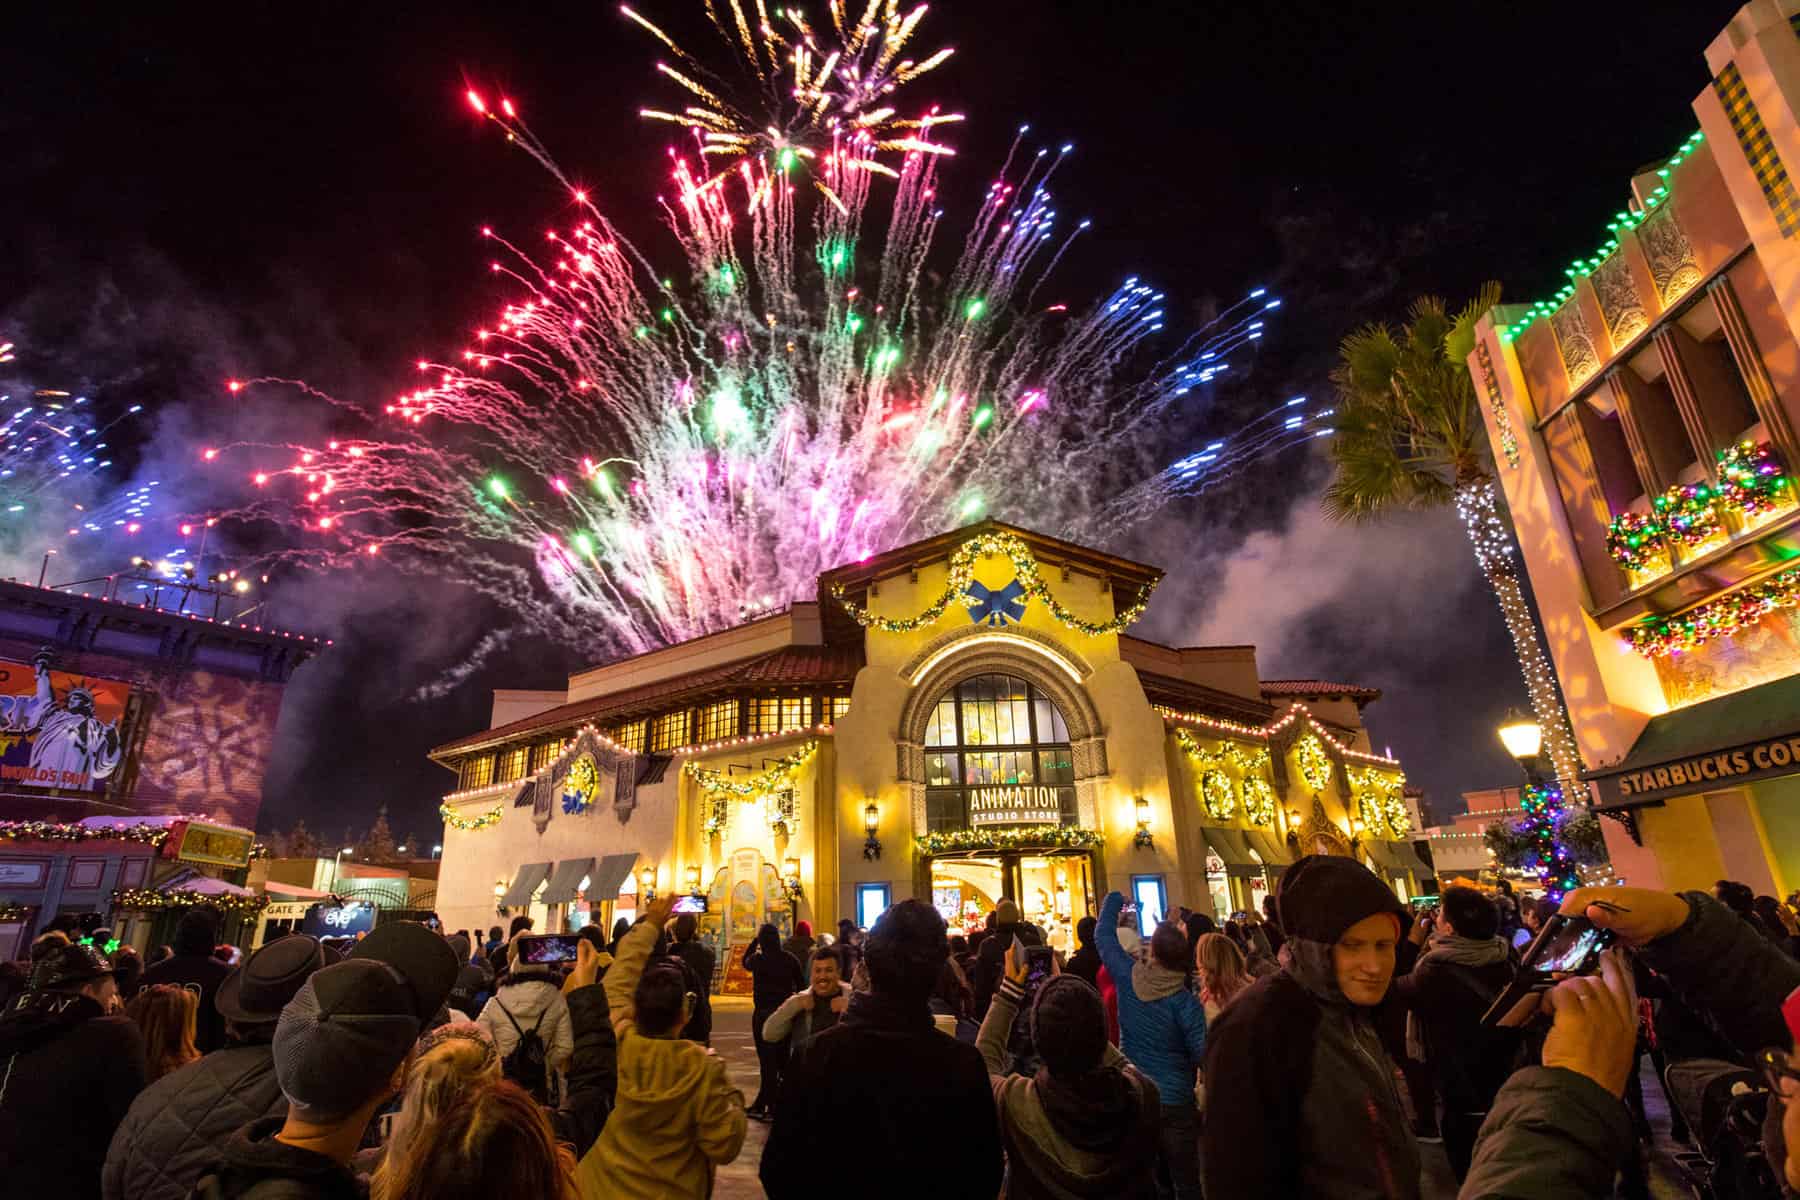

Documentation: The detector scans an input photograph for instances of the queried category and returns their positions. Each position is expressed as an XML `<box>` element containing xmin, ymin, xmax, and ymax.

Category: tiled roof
<box><xmin>430</xmin><ymin>644</ymin><xmax>863</xmax><ymax>759</ymax></box>
<box><xmin>1134</xmin><ymin>670</ymin><xmax>1275</xmax><ymax>727</ymax></box>
<box><xmin>1259</xmin><ymin>679</ymin><xmax>1381</xmax><ymax>702</ymax></box>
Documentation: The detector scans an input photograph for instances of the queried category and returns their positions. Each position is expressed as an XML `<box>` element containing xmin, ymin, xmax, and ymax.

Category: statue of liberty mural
<box><xmin>0</xmin><ymin>649</ymin><xmax>124</xmax><ymax>786</ymax></box>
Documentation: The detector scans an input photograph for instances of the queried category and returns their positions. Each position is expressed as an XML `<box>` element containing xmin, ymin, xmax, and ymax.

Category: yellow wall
<box><xmin>1639</xmin><ymin>793</ymin><xmax>1728</xmax><ymax>894</ymax></box>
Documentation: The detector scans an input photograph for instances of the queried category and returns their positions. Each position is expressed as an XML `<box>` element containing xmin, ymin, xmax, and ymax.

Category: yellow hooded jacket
<box><xmin>578</xmin><ymin>916</ymin><xmax>747</xmax><ymax>1199</ymax></box>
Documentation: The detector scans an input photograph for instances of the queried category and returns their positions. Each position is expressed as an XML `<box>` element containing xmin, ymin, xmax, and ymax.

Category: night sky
<box><xmin>0</xmin><ymin>1</ymin><xmax>1743</xmax><ymax>843</ymax></box>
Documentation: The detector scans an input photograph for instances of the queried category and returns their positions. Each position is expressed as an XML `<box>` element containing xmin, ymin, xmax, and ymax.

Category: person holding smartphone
<box><xmin>1462</xmin><ymin>885</ymin><xmax>1800</xmax><ymax>1197</ymax></box>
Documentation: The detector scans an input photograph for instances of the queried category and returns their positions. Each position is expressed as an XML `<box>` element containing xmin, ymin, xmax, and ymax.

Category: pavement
<box><xmin>706</xmin><ymin>999</ymin><xmax>1689</xmax><ymax>1199</ymax></box>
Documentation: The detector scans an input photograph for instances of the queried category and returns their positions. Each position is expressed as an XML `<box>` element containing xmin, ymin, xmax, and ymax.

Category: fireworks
<box><xmin>206</xmin><ymin>4</ymin><xmax>1322</xmax><ymax>659</ymax></box>
<box><xmin>0</xmin><ymin>374</ymin><xmax>155</xmax><ymax>540</ymax></box>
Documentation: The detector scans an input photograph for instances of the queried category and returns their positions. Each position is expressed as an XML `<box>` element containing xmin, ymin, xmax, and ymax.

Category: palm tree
<box><xmin>1324</xmin><ymin>285</ymin><xmax>1585</xmax><ymax>792</ymax></box>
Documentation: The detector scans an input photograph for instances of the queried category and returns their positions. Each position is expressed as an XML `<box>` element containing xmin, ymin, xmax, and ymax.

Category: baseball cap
<box><xmin>350</xmin><ymin>921</ymin><xmax>458</xmax><ymax>1022</ymax></box>
<box><xmin>216</xmin><ymin>935</ymin><xmax>325</xmax><ymax>1024</ymax></box>
<box><xmin>28</xmin><ymin>942</ymin><xmax>123</xmax><ymax>991</ymax></box>
<box><xmin>273</xmin><ymin>959</ymin><xmax>420</xmax><ymax>1120</ymax></box>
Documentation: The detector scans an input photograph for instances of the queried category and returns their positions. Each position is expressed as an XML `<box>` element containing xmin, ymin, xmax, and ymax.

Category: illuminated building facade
<box><xmin>1465</xmin><ymin>0</ymin><xmax>1800</xmax><ymax>892</ymax></box>
<box><xmin>431</xmin><ymin>523</ymin><xmax>1419</xmax><ymax>980</ymax></box>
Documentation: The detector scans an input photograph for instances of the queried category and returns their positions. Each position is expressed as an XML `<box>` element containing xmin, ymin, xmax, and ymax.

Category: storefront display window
<box><xmin>923</xmin><ymin>674</ymin><xmax>1077</xmax><ymax>832</ymax></box>
<box><xmin>856</xmin><ymin>882</ymin><xmax>890</xmax><ymax>930</ymax></box>
<box><xmin>1205</xmin><ymin>853</ymin><xmax>1231</xmax><ymax>923</ymax></box>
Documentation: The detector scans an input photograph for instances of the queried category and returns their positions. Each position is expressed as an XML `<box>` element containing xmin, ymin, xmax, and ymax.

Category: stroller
<box><xmin>1662</xmin><ymin>1058</ymin><xmax>1783</xmax><ymax>1200</ymax></box>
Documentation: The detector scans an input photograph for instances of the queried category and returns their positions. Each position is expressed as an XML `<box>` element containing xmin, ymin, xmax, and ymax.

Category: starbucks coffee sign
<box><xmin>969</xmin><ymin>785</ymin><xmax>1071</xmax><ymax>827</ymax></box>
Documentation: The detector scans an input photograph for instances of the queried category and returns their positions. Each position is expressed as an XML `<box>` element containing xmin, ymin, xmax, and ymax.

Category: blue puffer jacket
<box><xmin>1096</xmin><ymin>891</ymin><xmax>1206</xmax><ymax>1109</ymax></box>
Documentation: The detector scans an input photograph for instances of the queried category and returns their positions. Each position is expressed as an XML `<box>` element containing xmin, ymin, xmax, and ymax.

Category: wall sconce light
<box><xmin>1285</xmin><ymin>807</ymin><xmax>1304</xmax><ymax>847</ymax></box>
<box><xmin>863</xmin><ymin>801</ymin><xmax>882</xmax><ymax>861</ymax></box>
<box><xmin>684</xmin><ymin>864</ymin><xmax>702</xmax><ymax>894</ymax></box>
<box><xmin>1350</xmin><ymin>819</ymin><xmax>1365</xmax><ymax>848</ymax></box>
<box><xmin>1133</xmin><ymin>796</ymin><xmax>1154</xmax><ymax>850</ymax></box>
<box><xmin>638</xmin><ymin>865</ymin><xmax>657</xmax><ymax>903</ymax></box>
<box><xmin>783</xmin><ymin>856</ymin><xmax>805</xmax><ymax>902</ymax></box>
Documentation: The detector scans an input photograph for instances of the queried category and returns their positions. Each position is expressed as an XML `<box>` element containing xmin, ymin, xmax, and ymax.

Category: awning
<box><xmin>586</xmin><ymin>853</ymin><xmax>641</xmax><ymax>901</ymax></box>
<box><xmin>1244</xmin><ymin>828</ymin><xmax>1291</xmax><ymax>869</ymax></box>
<box><xmin>158</xmin><ymin>868</ymin><xmax>254</xmax><ymax>897</ymax></box>
<box><xmin>1585</xmin><ymin>673</ymin><xmax>1800</xmax><ymax>808</ymax></box>
<box><xmin>1199</xmin><ymin>827</ymin><xmax>1262</xmax><ymax>877</ymax></box>
<box><xmin>539</xmin><ymin>857</ymin><xmax>596</xmax><ymax>905</ymax></box>
<box><xmin>1393</xmin><ymin>840</ymin><xmax>1432</xmax><ymax>878</ymax></box>
<box><xmin>500</xmin><ymin>861</ymin><xmax>553</xmax><ymax>907</ymax></box>
<box><xmin>1363</xmin><ymin>841</ymin><xmax>1418</xmax><ymax>879</ymax></box>
<box><xmin>263</xmin><ymin>880</ymin><xmax>332</xmax><ymax>900</ymax></box>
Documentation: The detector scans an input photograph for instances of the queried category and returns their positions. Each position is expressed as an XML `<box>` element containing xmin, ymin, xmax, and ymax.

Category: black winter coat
<box><xmin>1391</xmin><ymin>949</ymin><xmax>1519</xmax><ymax>1109</ymax></box>
<box><xmin>742</xmin><ymin>942</ymin><xmax>803</xmax><ymax>1012</ymax></box>
<box><xmin>760</xmin><ymin>992</ymin><xmax>1002</xmax><ymax>1198</ymax></box>
<box><xmin>668</xmin><ymin>938</ymin><xmax>715</xmax><ymax>1045</ymax></box>
<box><xmin>190</xmin><ymin>1117</ymin><xmax>363</xmax><ymax>1200</ymax></box>
<box><xmin>141</xmin><ymin>953</ymin><xmax>234</xmax><ymax>1053</ymax></box>
<box><xmin>1063</xmin><ymin>942</ymin><xmax>1101</xmax><ymax>989</ymax></box>
<box><xmin>0</xmin><ymin>990</ymin><xmax>147</xmax><ymax>1200</ymax></box>
<box><xmin>103</xmin><ymin>1041</ymin><xmax>287</xmax><ymax>1200</ymax></box>
<box><xmin>549</xmin><ymin>982</ymin><xmax>617</xmax><ymax>1157</ymax></box>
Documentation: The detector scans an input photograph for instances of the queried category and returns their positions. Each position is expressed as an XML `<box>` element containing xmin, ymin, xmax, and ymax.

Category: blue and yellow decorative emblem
<box><xmin>562</xmin><ymin>753</ymin><xmax>600</xmax><ymax>815</ymax></box>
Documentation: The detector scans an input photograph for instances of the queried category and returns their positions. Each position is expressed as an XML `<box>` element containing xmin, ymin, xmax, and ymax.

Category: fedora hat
<box><xmin>215</xmin><ymin>934</ymin><xmax>326</xmax><ymax>1023</ymax></box>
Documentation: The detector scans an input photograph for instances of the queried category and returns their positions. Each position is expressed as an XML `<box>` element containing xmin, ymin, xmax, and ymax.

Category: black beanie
<box><xmin>1030</xmin><ymin>975</ymin><xmax>1107</xmax><ymax>1076</ymax></box>
<box><xmin>1274</xmin><ymin>854</ymin><xmax>1411</xmax><ymax>945</ymax></box>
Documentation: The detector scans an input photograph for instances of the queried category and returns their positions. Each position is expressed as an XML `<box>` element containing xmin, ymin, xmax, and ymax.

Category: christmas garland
<box><xmin>1293</xmin><ymin>734</ymin><xmax>1334</xmax><ymax>792</ymax></box>
<box><xmin>439</xmin><ymin>804</ymin><xmax>504</xmax><ymax>831</ymax></box>
<box><xmin>1357</xmin><ymin>792</ymin><xmax>1390</xmax><ymax>841</ymax></box>
<box><xmin>914</xmin><ymin>826</ymin><xmax>1104</xmax><ymax>856</ymax></box>
<box><xmin>0</xmin><ymin>820</ymin><xmax>171</xmax><ymax>847</ymax></box>
<box><xmin>1199</xmin><ymin>769</ymin><xmax>1235</xmax><ymax>820</ymax></box>
<box><xmin>111</xmin><ymin>888</ymin><xmax>270</xmax><ymax>915</ymax></box>
<box><xmin>685</xmin><ymin>741</ymin><xmax>817</xmax><ymax>799</ymax></box>
<box><xmin>1626</xmin><ymin>564</ymin><xmax>1800</xmax><ymax>656</ymax></box>
<box><xmin>1652</xmin><ymin>481</ymin><xmax>1721</xmax><ymax>550</ymax></box>
<box><xmin>1717</xmin><ymin>440</ymin><xmax>1791</xmax><ymax>519</ymax></box>
<box><xmin>830</xmin><ymin>531</ymin><xmax>1157</xmax><ymax>636</ymax></box>
<box><xmin>1173</xmin><ymin>729</ymin><xmax>1276</xmax><ymax>825</ymax></box>
<box><xmin>1347</xmin><ymin>765</ymin><xmax>1409</xmax><ymax>838</ymax></box>
<box><xmin>1605</xmin><ymin>511</ymin><xmax>1666</xmax><ymax>573</ymax></box>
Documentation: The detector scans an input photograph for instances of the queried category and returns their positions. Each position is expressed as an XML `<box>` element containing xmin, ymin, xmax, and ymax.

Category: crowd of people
<box><xmin>4</xmin><ymin>861</ymin><xmax>1800</xmax><ymax>1198</ymax></box>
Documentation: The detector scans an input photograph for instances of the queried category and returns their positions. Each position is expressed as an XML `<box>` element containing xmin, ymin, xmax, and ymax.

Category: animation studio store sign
<box><xmin>969</xmin><ymin>785</ymin><xmax>1071</xmax><ymax>827</ymax></box>
<box><xmin>1604</xmin><ymin>733</ymin><xmax>1800</xmax><ymax>805</ymax></box>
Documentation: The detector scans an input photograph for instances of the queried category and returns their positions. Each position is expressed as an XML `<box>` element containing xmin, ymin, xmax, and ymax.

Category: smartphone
<box><xmin>671</xmin><ymin>894</ymin><xmax>708</xmax><ymax>914</ymax></box>
<box><xmin>1023</xmin><ymin>945</ymin><xmax>1055</xmax><ymax>990</ymax></box>
<box><xmin>1479</xmin><ymin>914</ymin><xmax>1617</xmax><ymax>1029</ymax></box>
<box><xmin>515</xmin><ymin>933</ymin><xmax>582</xmax><ymax>964</ymax></box>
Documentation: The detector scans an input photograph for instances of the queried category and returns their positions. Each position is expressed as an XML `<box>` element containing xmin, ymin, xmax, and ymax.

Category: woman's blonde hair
<box><xmin>125</xmin><ymin>984</ymin><xmax>200</xmax><ymax>1083</ymax></box>
<box><xmin>374</xmin><ymin>1079</ymin><xmax>577</xmax><ymax>1200</ymax></box>
<box><xmin>372</xmin><ymin>1023</ymin><xmax>501</xmax><ymax>1197</ymax></box>
<box><xmin>1194</xmin><ymin>932</ymin><xmax>1252</xmax><ymax>1009</ymax></box>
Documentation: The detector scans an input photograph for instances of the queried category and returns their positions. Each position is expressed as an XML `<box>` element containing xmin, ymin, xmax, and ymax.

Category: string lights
<box><xmin>1292</xmin><ymin>733</ymin><xmax>1334</xmax><ymax>793</ymax></box>
<box><xmin>914</xmin><ymin>826</ymin><xmax>1103</xmax><ymax>856</ymax></box>
<box><xmin>1499</xmin><ymin>131</ymin><xmax>1706</xmax><ymax>344</ymax></box>
<box><xmin>1455</xmin><ymin>478</ymin><xmax>1586</xmax><ymax>797</ymax></box>
<box><xmin>1347</xmin><ymin>764</ymin><xmax>1410</xmax><ymax>839</ymax></box>
<box><xmin>0</xmin><ymin>821</ymin><xmax>171</xmax><ymax>847</ymax></box>
<box><xmin>1626</xmin><ymin>564</ymin><xmax>1800</xmax><ymax>656</ymax></box>
<box><xmin>1173</xmin><ymin>728</ymin><xmax>1276</xmax><ymax>824</ymax></box>
<box><xmin>685</xmin><ymin>740</ymin><xmax>818</xmax><ymax>799</ymax></box>
<box><xmin>830</xmin><ymin>531</ymin><xmax>1157</xmax><ymax>637</ymax></box>
<box><xmin>111</xmin><ymin>888</ymin><xmax>270</xmax><ymax>916</ymax></box>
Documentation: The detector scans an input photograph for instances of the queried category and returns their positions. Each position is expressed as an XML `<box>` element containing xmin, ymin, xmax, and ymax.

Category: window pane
<box><xmin>964</xmin><ymin>752</ymin><xmax>1000</xmax><ymax>785</ymax></box>
<box><xmin>1039</xmin><ymin>749</ymin><xmax>1074</xmax><ymax>786</ymax></box>
<box><xmin>926</xmin><ymin>753</ymin><xmax>959</xmax><ymax>787</ymax></box>
<box><xmin>699</xmin><ymin>700</ymin><xmax>738</xmax><ymax>742</ymax></box>
<box><xmin>651</xmin><ymin>711</ymin><xmax>689</xmax><ymax>751</ymax></box>
<box><xmin>832</xmin><ymin>697</ymin><xmax>851</xmax><ymax>722</ymax></box>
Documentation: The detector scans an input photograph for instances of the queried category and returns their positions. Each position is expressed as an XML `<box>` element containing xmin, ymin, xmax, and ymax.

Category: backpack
<box><xmin>496</xmin><ymin>997</ymin><xmax>551</xmax><ymax>1100</ymax></box>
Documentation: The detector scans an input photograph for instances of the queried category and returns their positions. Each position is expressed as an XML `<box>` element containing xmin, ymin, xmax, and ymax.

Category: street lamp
<box><xmin>432</xmin><ymin>844</ymin><xmax>442</xmax><ymax>858</ymax></box>
<box><xmin>37</xmin><ymin>549</ymin><xmax>55</xmax><ymax>589</ymax></box>
<box><xmin>862</xmin><ymin>801</ymin><xmax>882</xmax><ymax>861</ymax></box>
<box><xmin>638</xmin><ymin>865</ymin><xmax>657</xmax><ymax>903</ymax></box>
<box><xmin>684</xmin><ymin>864</ymin><xmax>701</xmax><ymax>893</ymax></box>
<box><xmin>332</xmin><ymin>846</ymin><xmax>354</xmax><ymax>891</ymax></box>
<box><xmin>1133</xmin><ymin>796</ymin><xmax>1154</xmax><ymax>850</ymax></box>
<box><xmin>1497</xmin><ymin>709</ymin><xmax>1544</xmax><ymax>786</ymax></box>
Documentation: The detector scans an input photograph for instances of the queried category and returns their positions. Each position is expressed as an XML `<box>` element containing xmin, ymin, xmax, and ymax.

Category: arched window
<box><xmin>923</xmin><ymin>674</ymin><xmax>1076</xmax><ymax>832</ymax></box>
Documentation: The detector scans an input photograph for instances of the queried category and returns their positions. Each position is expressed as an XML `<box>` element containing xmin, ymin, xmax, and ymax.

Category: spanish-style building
<box><xmin>1465</xmin><ymin>0</ymin><xmax>1800</xmax><ymax>894</ymax></box>
<box><xmin>429</xmin><ymin>522</ymin><xmax>1420</xmax><ymax>977</ymax></box>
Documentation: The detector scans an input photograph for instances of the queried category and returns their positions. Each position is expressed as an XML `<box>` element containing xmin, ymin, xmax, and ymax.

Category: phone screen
<box><xmin>1023</xmin><ymin>945</ymin><xmax>1055</xmax><ymax>991</ymax></box>
<box><xmin>516</xmin><ymin>933</ymin><xmax>582</xmax><ymax>964</ymax></box>
<box><xmin>1522</xmin><ymin>915</ymin><xmax>1615</xmax><ymax>976</ymax></box>
<box><xmin>671</xmin><ymin>895</ymin><xmax>708</xmax><ymax>914</ymax></box>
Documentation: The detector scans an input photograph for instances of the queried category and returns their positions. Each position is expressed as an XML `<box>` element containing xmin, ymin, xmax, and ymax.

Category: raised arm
<box><xmin>1094</xmin><ymin>891</ymin><xmax>1134</xmax><ymax>980</ymax></box>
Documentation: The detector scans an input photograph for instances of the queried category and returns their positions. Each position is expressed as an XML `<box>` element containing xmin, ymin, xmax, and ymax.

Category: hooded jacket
<box><xmin>0</xmin><ymin>989</ymin><xmax>147</xmax><ymax>1200</ymax></box>
<box><xmin>978</xmin><ymin>978</ymin><xmax>1159</xmax><ymax>1199</ymax></box>
<box><xmin>189</xmin><ymin>1116</ymin><xmax>364</xmax><ymax>1200</ymax></box>
<box><xmin>1203</xmin><ymin>855</ymin><xmax>1419</xmax><ymax>1200</ymax></box>
<box><xmin>577</xmin><ymin>916</ymin><xmax>746</xmax><ymax>1199</ymax></box>
<box><xmin>103</xmin><ymin>1035</ymin><xmax>288</xmax><ymax>1200</ymax></box>
<box><xmin>1094</xmin><ymin>892</ymin><xmax>1206</xmax><ymax>1109</ymax></box>
<box><xmin>761</xmin><ymin>980</ymin><xmax>851</xmax><ymax>1060</ymax></box>
<box><xmin>476</xmin><ymin>972</ymin><xmax>575</xmax><ymax>1085</ymax></box>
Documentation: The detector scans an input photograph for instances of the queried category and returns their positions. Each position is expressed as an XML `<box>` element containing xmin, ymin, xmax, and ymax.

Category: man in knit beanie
<box><xmin>1202</xmin><ymin>854</ymin><xmax>1421</xmax><ymax>1199</ymax></box>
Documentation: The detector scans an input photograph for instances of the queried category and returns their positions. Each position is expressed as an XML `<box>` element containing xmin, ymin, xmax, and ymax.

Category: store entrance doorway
<box><xmin>926</xmin><ymin>850</ymin><xmax>1095</xmax><ymax>956</ymax></box>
